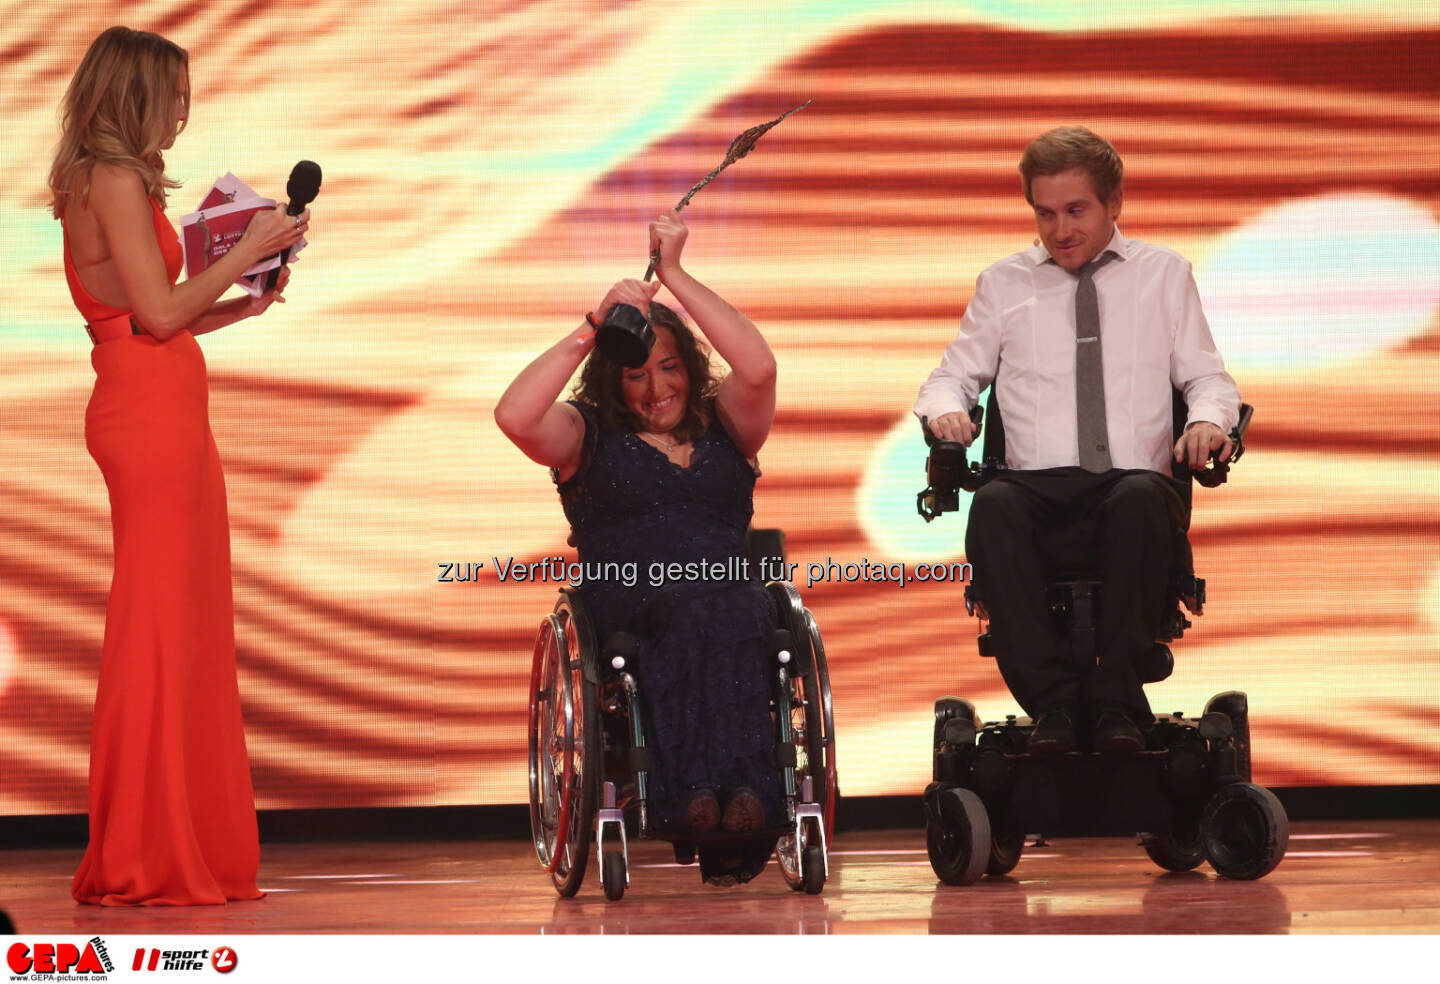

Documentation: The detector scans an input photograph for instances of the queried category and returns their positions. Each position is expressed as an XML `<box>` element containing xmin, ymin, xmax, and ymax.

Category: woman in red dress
<box><xmin>49</xmin><ymin>26</ymin><xmax>310</xmax><ymax>906</ymax></box>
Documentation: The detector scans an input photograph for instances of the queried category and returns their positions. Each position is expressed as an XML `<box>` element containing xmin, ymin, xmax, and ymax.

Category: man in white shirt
<box><xmin>914</xmin><ymin>126</ymin><xmax>1240</xmax><ymax>755</ymax></box>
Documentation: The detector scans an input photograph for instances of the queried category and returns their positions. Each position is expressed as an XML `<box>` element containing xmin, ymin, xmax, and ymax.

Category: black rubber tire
<box><xmin>1144</xmin><ymin>835</ymin><xmax>1205</xmax><ymax>872</ymax></box>
<box><xmin>602</xmin><ymin>848</ymin><xmax>627</xmax><ymax>901</ymax></box>
<box><xmin>986</xmin><ymin>829</ymin><xmax>1025</xmax><ymax>876</ymax></box>
<box><xmin>1144</xmin><ymin>806</ymin><xmax>1205</xmax><ymax>871</ymax></box>
<box><xmin>1201</xmin><ymin>782</ymin><xmax>1288</xmax><ymax>880</ymax></box>
<box><xmin>926</xmin><ymin>787</ymin><xmax>992</xmax><ymax>886</ymax></box>
<box><xmin>802</xmin><ymin>844</ymin><xmax>826</xmax><ymax>895</ymax></box>
<box><xmin>1145</xmin><ymin>836</ymin><xmax>1205</xmax><ymax>872</ymax></box>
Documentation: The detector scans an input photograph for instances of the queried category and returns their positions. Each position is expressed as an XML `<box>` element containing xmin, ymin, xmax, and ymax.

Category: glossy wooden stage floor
<box><xmin>2</xmin><ymin>820</ymin><xmax>1436</xmax><ymax>935</ymax></box>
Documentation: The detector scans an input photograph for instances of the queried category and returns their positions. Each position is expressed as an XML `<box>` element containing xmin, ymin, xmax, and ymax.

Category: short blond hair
<box><xmin>48</xmin><ymin>26</ymin><xmax>189</xmax><ymax>218</ymax></box>
<box><xmin>1018</xmin><ymin>126</ymin><xmax>1123</xmax><ymax>205</ymax></box>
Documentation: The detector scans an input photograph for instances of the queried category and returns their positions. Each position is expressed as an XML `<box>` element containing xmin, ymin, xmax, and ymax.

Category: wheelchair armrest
<box><xmin>917</xmin><ymin>408</ymin><xmax>1000</xmax><ymax>521</ymax></box>
<box><xmin>963</xmin><ymin>583</ymin><xmax>988</xmax><ymax>620</ymax></box>
<box><xmin>1193</xmin><ymin>402</ymin><xmax>1253</xmax><ymax>489</ymax></box>
<box><xmin>919</xmin><ymin>406</ymin><xmax>985</xmax><ymax>451</ymax></box>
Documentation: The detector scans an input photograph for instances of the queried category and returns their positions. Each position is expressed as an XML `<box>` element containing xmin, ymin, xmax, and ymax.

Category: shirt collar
<box><xmin>1028</xmin><ymin>225</ymin><xmax>1128</xmax><ymax>267</ymax></box>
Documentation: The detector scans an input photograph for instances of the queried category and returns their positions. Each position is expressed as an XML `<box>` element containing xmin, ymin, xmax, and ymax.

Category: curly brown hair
<box><xmin>573</xmin><ymin>301</ymin><xmax>720</xmax><ymax>443</ymax></box>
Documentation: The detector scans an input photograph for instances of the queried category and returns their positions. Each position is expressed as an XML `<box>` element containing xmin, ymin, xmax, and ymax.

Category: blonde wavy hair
<box><xmin>48</xmin><ymin>26</ymin><xmax>189</xmax><ymax>219</ymax></box>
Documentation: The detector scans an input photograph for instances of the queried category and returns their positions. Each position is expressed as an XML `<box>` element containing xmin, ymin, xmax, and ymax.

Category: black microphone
<box><xmin>266</xmin><ymin>160</ymin><xmax>322</xmax><ymax>290</ymax></box>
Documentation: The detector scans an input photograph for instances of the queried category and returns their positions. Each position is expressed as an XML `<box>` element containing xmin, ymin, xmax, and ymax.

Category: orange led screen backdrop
<box><xmin>1</xmin><ymin>2</ymin><xmax>1437</xmax><ymax>814</ymax></box>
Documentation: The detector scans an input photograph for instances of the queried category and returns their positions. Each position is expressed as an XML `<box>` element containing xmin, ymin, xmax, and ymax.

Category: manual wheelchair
<box><xmin>916</xmin><ymin>393</ymin><xmax>1288</xmax><ymax>883</ymax></box>
<box><xmin>527</xmin><ymin>536</ymin><xmax>836</xmax><ymax>901</ymax></box>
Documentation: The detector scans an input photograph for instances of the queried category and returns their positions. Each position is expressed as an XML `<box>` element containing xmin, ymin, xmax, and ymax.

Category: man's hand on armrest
<box><xmin>1174</xmin><ymin>421</ymin><xmax>1233</xmax><ymax>470</ymax></box>
<box><xmin>929</xmin><ymin>411</ymin><xmax>978</xmax><ymax>446</ymax></box>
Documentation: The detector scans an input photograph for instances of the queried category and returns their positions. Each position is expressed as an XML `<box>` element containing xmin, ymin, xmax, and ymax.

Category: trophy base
<box><xmin>596</xmin><ymin>304</ymin><xmax>654</xmax><ymax>368</ymax></box>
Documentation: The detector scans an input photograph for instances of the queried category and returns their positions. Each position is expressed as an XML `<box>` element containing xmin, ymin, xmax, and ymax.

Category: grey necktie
<box><xmin>1074</xmin><ymin>251</ymin><xmax>1117</xmax><ymax>472</ymax></box>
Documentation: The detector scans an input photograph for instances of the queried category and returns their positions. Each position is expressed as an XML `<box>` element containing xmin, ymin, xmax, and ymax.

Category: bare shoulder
<box><xmin>88</xmin><ymin>161</ymin><xmax>146</xmax><ymax>197</ymax></box>
<box><xmin>86</xmin><ymin>165</ymin><xmax>151</xmax><ymax>227</ymax></box>
<box><xmin>86</xmin><ymin>164</ymin><xmax>154</xmax><ymax>238</ymax></box>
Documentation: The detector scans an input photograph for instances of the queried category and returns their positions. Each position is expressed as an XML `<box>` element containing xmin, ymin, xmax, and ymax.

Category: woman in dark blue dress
<box><xmin>496</xmin><ymin>211</ymin><xmax>780</xmax><ymax>884</ymax></box>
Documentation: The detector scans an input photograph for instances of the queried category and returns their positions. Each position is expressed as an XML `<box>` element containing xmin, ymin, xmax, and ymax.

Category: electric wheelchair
<box><xmin>916</xmin><ymin>392</ymin><xmax>1288</xmax><ymax>884</ymax></box>
<box><xmin>527</xmin><ymin>531</ymin><xmax>836</xmax><ymax>900</ymax></box>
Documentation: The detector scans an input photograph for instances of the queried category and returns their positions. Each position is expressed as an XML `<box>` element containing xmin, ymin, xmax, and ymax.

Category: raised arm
<box><xmin>88</xmin><ymin>163</ymin><xmax>308</xmax><ymax>341</ymax></box>
<box><xmin>495</xmin><ymin>278</ymin><xmax>660</xmax><ymax>482</ymax></box>
<box><xmin>650</xmin><ymin>211</ymin><xmax>776</xmax><ymax>458</ymax></box>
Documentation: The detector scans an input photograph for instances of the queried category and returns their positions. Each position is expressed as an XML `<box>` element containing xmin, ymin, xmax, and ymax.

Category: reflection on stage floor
<box><xmin>1</xmin><ymin>821</ymin><xmax>1435</xmax><ymax>935</ymax></box>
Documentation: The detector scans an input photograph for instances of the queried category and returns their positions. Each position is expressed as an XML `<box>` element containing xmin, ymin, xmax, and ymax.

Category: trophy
<box><xmin>596</xmin><ymin>100</ymin><xmax>811</xmax><ymax>368</ymax></box>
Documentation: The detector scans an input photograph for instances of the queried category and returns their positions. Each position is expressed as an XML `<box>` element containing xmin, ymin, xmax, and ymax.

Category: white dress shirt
<box><xmin>913</xmin><ymin>227</ymin><xmax>1240</xmax><ymax>474</ymax></box>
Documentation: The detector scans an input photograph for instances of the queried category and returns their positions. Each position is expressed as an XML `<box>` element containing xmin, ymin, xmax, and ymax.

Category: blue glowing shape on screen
<box><xmin>1197</xmin><ymin>193</ymin><xmax>1440</xmax><ymax>371</ymax></box>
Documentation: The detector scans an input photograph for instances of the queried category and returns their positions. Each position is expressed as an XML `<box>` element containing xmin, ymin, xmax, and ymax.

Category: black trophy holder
<box><xmin>596</xmin><ymin>302</ymin><xmax>655</xmax><ymax>369</ymax></box>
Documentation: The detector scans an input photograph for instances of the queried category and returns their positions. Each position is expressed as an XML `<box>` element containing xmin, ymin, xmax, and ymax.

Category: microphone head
<box><xmin>285</xmin><ymin>160</ymin><xmax>322</xmax><ymax>211</ymax></box>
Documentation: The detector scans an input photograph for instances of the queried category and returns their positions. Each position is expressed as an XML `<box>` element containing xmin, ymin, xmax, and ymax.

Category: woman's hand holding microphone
<box><xmin>236</xmin><ymin>202</ymin><xmax>311</xmax><ymax>316</ymax></box>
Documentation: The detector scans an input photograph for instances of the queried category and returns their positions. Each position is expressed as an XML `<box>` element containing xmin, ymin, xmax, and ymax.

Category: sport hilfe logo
<box><xmin>6</xmin><ymin>938</ymin><xmax>115</xmax><ymax>977</ymax></box>
<box><xmin>131</xmin><ymin>947</ymin><xmax>234</xmax><ymax>973</ymax></box>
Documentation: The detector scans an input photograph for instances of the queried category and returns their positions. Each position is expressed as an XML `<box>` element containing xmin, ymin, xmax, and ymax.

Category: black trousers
<box><xmin>964</xmin><ymin>467</ymin><xmax>1188</xmax><ymax>723</ymax></box>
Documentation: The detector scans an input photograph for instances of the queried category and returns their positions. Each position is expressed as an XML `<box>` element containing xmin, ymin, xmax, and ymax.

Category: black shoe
<box><xmin>1094</xmin><ymin>709</ymin><xmax>1144</xmax><ymax>753</ymax></box>
<box><xmin>1028</xmin><ymin>709</ymin><xmax>1077</xmax><ymax>754</ymax></box>
<box><xmin>684</xmin><ymin>788</ymin><xmax>720</xmax><ymax>834</ymax></box>
<box><xmin>672</xmin><ymin>841</ymin><xmax>697</xmax><ymax>865</ymax></box>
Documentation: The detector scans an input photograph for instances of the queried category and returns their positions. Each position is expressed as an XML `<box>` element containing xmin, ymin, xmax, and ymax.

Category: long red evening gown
<box><xmin>64</xmin><ymin>197</ymin><xmax>262</xmax><ymax>906</ymax></box>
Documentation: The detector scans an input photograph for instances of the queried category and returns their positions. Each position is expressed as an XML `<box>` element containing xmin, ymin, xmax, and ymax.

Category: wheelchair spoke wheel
<box><xmin>807</xmin><ymin>609</ymin><xmax>838</xmax><ymax>843</ymax></box>
<box><xmin>527</xmin><ymin>607</ymin><xmax>600</xmax><ymax>897</ymax></box>
<box><xmin>927</xmin><ymin>787</ymin><xmax>991</xmax><ymax>886</ymax></box>
<box><xmin>1201</xmin><ymin>782</ymin><xmax>1288</xmax><ymax>880</ymax></box>
<box><xmin>776</xmin><ymin>596</ymin><xmax>836</xmax><ymax>893</ymax></box>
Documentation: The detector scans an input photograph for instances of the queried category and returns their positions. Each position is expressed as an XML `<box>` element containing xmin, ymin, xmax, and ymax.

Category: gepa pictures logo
<box><xmin>6</xmin><ymin>937</ymin><xmax>115</xmax><ymax>978</ymax></box>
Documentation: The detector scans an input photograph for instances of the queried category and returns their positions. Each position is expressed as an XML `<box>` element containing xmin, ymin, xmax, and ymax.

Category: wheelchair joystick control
<box><xmin>611</xmin><ymin>655</ymin><xmax>626</xmax><ymax>670</ymax></box>
<box><xmin>777</xmin><ymin>649</ymin><xmax>792</xmax><ymax>665</ymax></box>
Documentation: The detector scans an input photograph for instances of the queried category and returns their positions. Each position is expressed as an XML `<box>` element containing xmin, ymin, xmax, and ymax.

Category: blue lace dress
<box><xmin>556</xmin><ymin>400</ymin><xmax>781</xmax><ymax>883</ymax></box>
